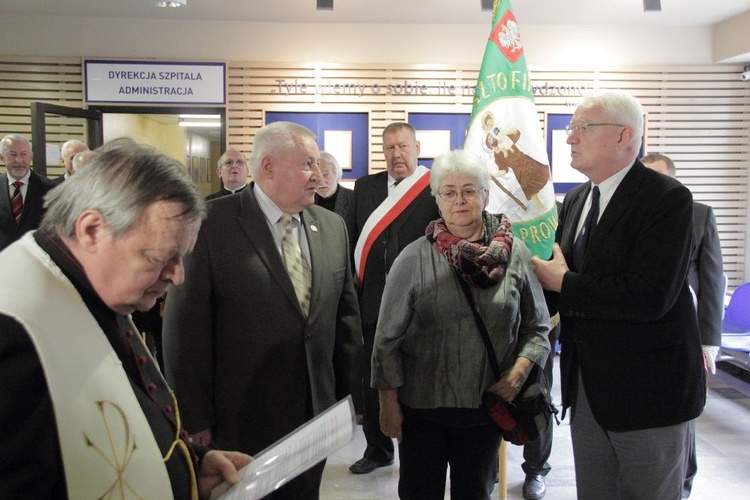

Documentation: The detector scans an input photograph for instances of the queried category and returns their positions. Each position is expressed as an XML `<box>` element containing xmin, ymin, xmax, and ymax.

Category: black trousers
<box><xmin>682</xmin><ymin>418</ymin><xmax>697</xmax><ymax>498</ymax></box>
<box><xmin>360</xmin><ymin>321</ymin><xmax>395</xmax><ymax>462</ymax></box>
<box><xmin>398</xmin><ymin>411</ymin><xmax>501</xmax><ymax>500</ymax></box>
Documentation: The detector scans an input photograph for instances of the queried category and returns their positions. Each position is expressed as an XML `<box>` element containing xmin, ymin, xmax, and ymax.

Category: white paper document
<box><xmin>210</xmin><ymin>396</ymin><xmax>356</xmax><ymax>500</ymax></box>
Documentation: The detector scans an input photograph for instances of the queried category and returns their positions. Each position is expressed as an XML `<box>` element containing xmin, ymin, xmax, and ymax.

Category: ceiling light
<box><xmin>152</xmin><ymin>0</ymin><xmax>187</xmax><ymax>8</ymax></box>
<box><xmin>179</xmin><ymin>114</ymin><xmax>221</xmax><ymax>119</ymax></box>
<box><xmin>179</xmin><ymin>121</ymin><xmax>221</xmax><ymax>128</ymax></box>
<box><xmin>317</xmin><ymin>0</ymin><xmax>333</xmax><ymax>11</ymax></box>
<box><xmin>643</xmin><ymin>0</ymin><xmax>661</xmax><ymax>12</ymax></box>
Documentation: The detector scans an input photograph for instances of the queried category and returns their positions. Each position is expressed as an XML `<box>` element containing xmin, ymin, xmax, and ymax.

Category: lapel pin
<box><xmin>310</xmin><ymin>224</ymin><xmax>318</xmax><ymax>232</ymax></box>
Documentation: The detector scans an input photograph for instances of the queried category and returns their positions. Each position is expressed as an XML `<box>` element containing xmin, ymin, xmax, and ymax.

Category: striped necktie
<box><xmin>11</xmin><ymin>181</ymin><xmax>23</xmax><ymax>226</ymax></box>
<box><xmin>281</xmin><ymin>213</ymin><xmax>312</xmax><ymax>316</ymax></box>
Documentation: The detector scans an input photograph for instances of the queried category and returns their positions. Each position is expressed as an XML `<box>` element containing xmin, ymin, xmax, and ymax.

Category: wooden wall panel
<box><xmin>227</xmin><ymin>62</ymin><xmax>750</xmax><ymax>288</ymax></box>
<box><xmin>0</xmin><ymin>56</ymin><xmax>747</xmax><ymax>288</ymax></box>
<box><xmin>0</xmin><ymin>56</ymin><xmax>85</xmax><ymax>178</ymax></box>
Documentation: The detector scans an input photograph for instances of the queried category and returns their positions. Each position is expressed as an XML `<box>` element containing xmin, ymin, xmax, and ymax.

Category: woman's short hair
<box><xmin>41</xmin><ymin>138</ymin><xmax>206</xmax><ymax>238</ymax></box>
<box><xmin>430</xmin><ymin>149</ymin><xmax>490</xmax><ymax>196</ymax></box>
<box><xmin>319</xmin><ymin>151</ymin><xmax>342</xmax><ymax>182</ymax></box>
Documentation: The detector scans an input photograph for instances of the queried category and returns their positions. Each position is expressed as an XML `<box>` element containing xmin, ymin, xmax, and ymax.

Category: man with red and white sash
<box><xmin>346</xmin><ymin>122</ymin><xmax>440</xmax><ymax>475</ymax></box>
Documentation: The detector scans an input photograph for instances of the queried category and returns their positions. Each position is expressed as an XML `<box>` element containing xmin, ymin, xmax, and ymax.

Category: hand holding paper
<box><xmin>210</xmin><ymin>396</ymin><xmax>356</xmax><ymax>500</ymax></box>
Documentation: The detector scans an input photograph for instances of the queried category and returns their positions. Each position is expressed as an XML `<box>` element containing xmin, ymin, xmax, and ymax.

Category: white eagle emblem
<box><xmin>497</xmin><ymin>19</ymin><xmax>523</xmax><ymax>53</ymax></box>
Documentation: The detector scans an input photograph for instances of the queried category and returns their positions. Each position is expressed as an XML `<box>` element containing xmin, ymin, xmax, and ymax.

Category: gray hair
<box><xmin>71</xmin><ymin>150</ymin><xmax>98</xmax><ymax>172</ymax></box>
<box><xmin>41</xmin><ymin>138</ymin><xmax>206</xmax><ymax>238</ymax></box>
<box><xmin>319</xmin><ymin>151</ymin><xmax>342</xmax><ymax>182</ymax></box>
<box><xmin>1</xmin><ymin>134</ymin><xmax>31</xmax><ymax>156</ymax></box>
<box><xmin>430</xmin><ymin>149</ymin><xmax>490</xmax><ymax>196</ymax></box>
<box><xmin>641</xmin><ymin>152</ymin><xmax>676</xmax><ymax>176</ymax></box>
<box><xmin>383</xmin><ymin>122</ymin><xmax>416</xmax><ymax>140</ymax></box>
<box><xmin>578</xmin><ymin>89</ymin><xmax>644</xmax><ymax>155</ymax></box>
<box><xmin>248</xmin><ymin>121</ymin><xmax>317</xmax><ymax>179</ymax></box>
<box><xmin>61</xmin><ymin>139</ymin><xmax>88</xmax><ymax>159</ymax></box>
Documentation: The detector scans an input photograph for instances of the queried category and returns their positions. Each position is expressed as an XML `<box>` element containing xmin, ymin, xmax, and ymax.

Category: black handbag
<box><xmin>458</xmin><ymin>276</ymin><xmax>558</xmax><ymax>445</ymax></box>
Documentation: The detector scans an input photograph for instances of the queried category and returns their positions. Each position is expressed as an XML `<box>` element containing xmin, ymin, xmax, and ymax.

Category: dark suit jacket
<box><xmin>688</xmin><ymin>202</ymin><xmax>723</xmax><ymax>347</ymax></box>
<box><xmin>53</xmin><ymin>175</ymin><xmax>66</xmax><ymax>185</ymax></box>
<box><xmin>346</xmin><ymin>171</ymin><xmax>440</xmax><ymax>325</ymax></box>
<box><xmin>0</xmin><ymin>171</ymin><xmax>56</xmax><ymax>251</ymax></box>
<box><xmin>315</xmin><ymin>184</ymin><xmax>354</xmax><ymax>221</ymax></box>
<box><xmin>163</xmin><ymin>185</ymin><xmax>362</xmax><ymax>457</ymax></box>
<box><xmin>555</xmin><ymin>161</ymin><xmax>705</xmax><ymax>432</ymax></box>
<box><xmin>333</xmin><ymin>184</ymin><xmax>354</xmax><ymax>220</ymax></box>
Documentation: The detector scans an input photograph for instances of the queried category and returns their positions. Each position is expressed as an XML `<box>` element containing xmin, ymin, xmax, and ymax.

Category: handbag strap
<box><xmin>457</xmin><ymin>276</ymin><xmax>502</xmax><ymax>381</ymax></box>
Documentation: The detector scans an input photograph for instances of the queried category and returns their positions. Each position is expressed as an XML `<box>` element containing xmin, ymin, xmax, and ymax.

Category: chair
<box><xmin>720</xmin><ymin>281</ymin><xmax>750</xmax><ymax>372</ymax></box>
<box><xmin>722</xmin><ymin>282</ymin><xmax>750</xmax><ymax>333</ymax></box>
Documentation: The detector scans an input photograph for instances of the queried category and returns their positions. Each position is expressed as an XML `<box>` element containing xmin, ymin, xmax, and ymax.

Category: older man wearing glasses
<box><xmin>206</xmin><ymin>148</ymin><xmax>249</xmax><ymax>200</ymax></box>
<box><xmin>532</xmin><ymin>90</ymin><xmax>705</xmax><ymax>499</ymax></box>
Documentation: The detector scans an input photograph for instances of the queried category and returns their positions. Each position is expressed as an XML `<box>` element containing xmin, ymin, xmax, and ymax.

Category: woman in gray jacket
<box><xmin>371</xmin><ymin>149</ymin><xmax>550</xmax><ymax>500</ymax></box>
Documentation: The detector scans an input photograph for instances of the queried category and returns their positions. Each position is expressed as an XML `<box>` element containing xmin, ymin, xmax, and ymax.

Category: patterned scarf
<box><xmin>426</xmin><ymin>212</ymin><xmax>514</xmax><ymax>289</ymax></box>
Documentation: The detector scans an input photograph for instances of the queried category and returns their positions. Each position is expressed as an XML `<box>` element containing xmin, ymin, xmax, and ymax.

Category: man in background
<box><xmin>0</xmin><ymin>134</ymin><xmax>56</xmax><ymax>251</ymax></box>
<box><xmin>314</xmin><ymin>151</ymin><xmax>354</xmax><ymax>221</ymax></box>
<box><xmin>55</xmin><ymin>139</ymin><xmax>89</xmax><ymax>183</ymax></box>
<box><xmin>532</xmin><ymin>90</ymin><xmax>705</xmax><ymax>498</ymax></box>
<box><xmin>164</xmin><ymin>121</ymin><xmax>362</xmax><ymax>499</ymax></box>
<box><xmin>346</xmin><ymin>121</ymin><xmax>440</xmax><ymax>474</ymax></box>
<box><xmin>642</xmin><ymin>152</ymin><xmax>723</xmax><ymax>499</ymax></box>
<box><xmin>206</xmin><ymin>147</ymin><xmax>248</xmax><ymax>200</ymax></box>
<box><xmin>71</xmin><ymin>149</ymin><xmax>98</xmax><ymax>173</ymax></box>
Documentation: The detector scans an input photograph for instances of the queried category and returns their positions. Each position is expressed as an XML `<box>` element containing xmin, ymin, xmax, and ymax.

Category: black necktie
<box><xmin>572</xmin><ymin>186</ymin><xmax>600</xmax><ymax>271</ymax></box>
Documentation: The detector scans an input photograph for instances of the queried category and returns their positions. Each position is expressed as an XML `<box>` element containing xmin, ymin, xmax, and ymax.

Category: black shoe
<box><xmin>523</xmin><ymin>473</ymin><xmax>546</xmax><ymax>499</ymax></box>
<box><xmin>348</xmin><ymin>457</ymin><xmax>394</xmax><ymax>474</ymax></box>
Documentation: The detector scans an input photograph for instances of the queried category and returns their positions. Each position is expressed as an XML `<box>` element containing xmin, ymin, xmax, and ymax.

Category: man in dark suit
<box><xmin>532</xmin><ymin>90</ymin><xmax>705</xmax><ymax>499</ymax></box>
<box><xmin>53</xmin><ymin>139</ymin><xmax>89</xmax><ymax>184</ymax></box>
<box><xmin>0</xmin><ymin>134</ymin><xmax>56</xmax><ymax>251</ymax></box>
<box><xmin>346</xmin><ymin>122</ymin><xmax>440</xmax><ymax>475</ymax></box>
<box><xmin>314</xmin><ymin>151</ymin><xmax>353</xmax><ymax>221</ymax></box>
<box><xmin>205</xmin><ymin>147</ymin><xmax>249</xmax><ymax>200</ymax></box>
<box><xmin>642</xmin><ymin>152</ymin><xmax>723</xmax><ymax>499</ymax></box>
<box><xmin>163</xmin><ymin>121</ymin><xmax>362</xmax><ymax>500</ymax></box>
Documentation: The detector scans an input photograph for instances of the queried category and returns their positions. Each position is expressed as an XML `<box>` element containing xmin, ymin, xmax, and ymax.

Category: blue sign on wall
<box><xmin>408</xmin><ymin>113</ymin><xmax>471</xmax><ymax>168</ymax></box>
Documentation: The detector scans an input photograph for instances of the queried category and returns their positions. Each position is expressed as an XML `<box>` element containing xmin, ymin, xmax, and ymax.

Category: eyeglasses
<box><xmin>565</xmin><ymin>122</ymin><xmax>625</xmax><ymax>136</ymax></box>
<box><xmin>437</xmin><ymin>187</ymin><xmax>482</xmax><ymax>202</ymax></box>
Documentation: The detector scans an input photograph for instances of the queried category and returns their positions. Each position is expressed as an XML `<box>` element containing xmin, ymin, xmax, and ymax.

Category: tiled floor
<box><xmin>320</xmin><ymin>358</ymin><xmax>750</xmax><ymax>499</ymax></box>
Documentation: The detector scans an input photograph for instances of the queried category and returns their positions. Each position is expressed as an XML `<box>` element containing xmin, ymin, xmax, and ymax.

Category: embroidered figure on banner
<box><xmin>482</xmin><ymin>111</ymin><xmax>550</xmax><ymax>211</ymax></box>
